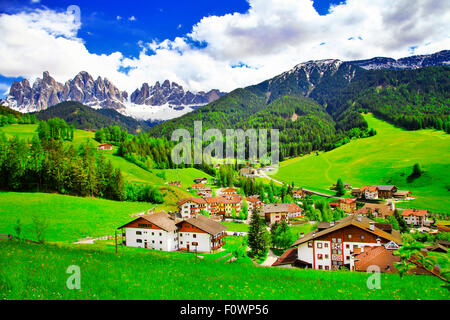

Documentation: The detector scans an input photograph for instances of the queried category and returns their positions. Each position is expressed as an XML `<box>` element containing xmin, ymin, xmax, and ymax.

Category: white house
<box><xmin>361</xmin><ymin>186</ymin><xmax>379</xmax><ymax>200</ymax></box>
<box><xmin>119</xmin><ymin>212</ymin><xmax>227</xmax><ymax>253</ymax></box>
<box><xmin>118</xmin><ymin>212</ymin><xmax>179</xmax><ymax>251</ymax></box>
<box><xmin>177</xmin><ymin>215</ymin><xmax>227</xmax><ymax>253</ymax></box>
<box><xmin>177</xmin><ymin>197</ymin><xmax>208</xmax><ymax>219</ymax></box>
<box><xmin>272</xmin><ymin>215</ymin><xmax>402</xmax><ymax>271</ymax></box>
<box><xmin>401</xmin><ymin>209</ymin><xmax>429</xmax><ymax>227</ymax></box>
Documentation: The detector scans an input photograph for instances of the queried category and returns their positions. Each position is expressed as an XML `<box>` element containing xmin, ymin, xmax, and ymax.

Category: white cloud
<box><xmin>116</xmin><ymin>16</ymin><xmax>122</xmax><ymax>20</ymax></box>
<box><xmin>128</xmin><ymin>16</ymin><xmax>136</xmax><ymax>22</ymax></box>
<box><xmin>0</xmin><ymin>0</ymin><xmax>449</xmax><ymax>95</ymax></box>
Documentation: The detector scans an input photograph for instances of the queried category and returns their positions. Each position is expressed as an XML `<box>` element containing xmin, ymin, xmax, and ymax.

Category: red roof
<box><xmin>401</xmin><ymin>209</ymin><xmax>428</xmax><ymax>217</ymax></box>
<box><xmin>98</xmin><ymin>143</ymin><xmax>113</xmax><ymax>147</ymax></box>
<box><xmin>340</xmin><ymin>198</ymin><xmax>356</xmax><ymax>204</ymax></box>
<box><xmin>361</xmin><ymin>186</ymin><xmax>378</xmax><ymax>192</ymax></box>
<box><xmin>177</xmin><ymin>197</ymin><xmax>206</xmax><ymax>206</ymax></box>
<box><xmin>222</xmin><ymin>188</ymin><xmax>237</xmax><ymax>193</ymax></box>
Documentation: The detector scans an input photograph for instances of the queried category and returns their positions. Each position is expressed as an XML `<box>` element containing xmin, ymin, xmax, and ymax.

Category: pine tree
<box><xmin>248</xmin><ymin>209</ymin><xmax>269</xmax><ymax>258</ymax></box>
<box><xmin>335</xmin><ymin>178</ymin><xmax>346</xmax><ymax>196</ymax></box>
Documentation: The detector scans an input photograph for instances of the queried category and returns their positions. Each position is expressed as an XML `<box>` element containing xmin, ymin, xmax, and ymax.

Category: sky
<box><xmin>0</xmin><ymin>0</ymin><xmax>449</xmax><ymax>97</ymax></box>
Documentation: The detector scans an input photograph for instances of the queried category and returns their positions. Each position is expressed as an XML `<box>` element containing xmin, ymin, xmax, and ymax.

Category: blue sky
<box><xmin>0</xmin><ymin>0</ymin><xmax>447</xmax><ymax>97</ymax></box>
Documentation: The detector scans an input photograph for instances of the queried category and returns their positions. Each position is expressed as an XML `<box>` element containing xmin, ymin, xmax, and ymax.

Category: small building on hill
<box><xmin>373</xmin><ymin>185</ymin><xmax>398</xmax><ymax>199</ymax></box>
<box><xmin>194</xmin><ymin>177</ymin><xmax>208</xmax><ymax>184</ymax></box>
<box><xmin>361</xmin><ymin>186</ymin><xmax>379</xmax><ymax>200</ymax></box>
<box><xmin>393</xmin><ymin>190</ymin><xmax>412</xmax><ymax>199</ymax></box>
<box><xmin>246</xmin><ymin>195</ymin><xmax>264</xmax><ymax>214</ymax></box>
<box><xmin>261</xmin><ymin>203</ymin><xmax>302</xmax><ymax>225</ymax></box>
<box><xmin>240</xmin><ymin>167</ymin><xmax>258</xmax><ymax>178</ymax></box>
<box><xmin>357</xmin><ymin>202</ymin><xmax>395</xmax><ymax>219</ymax></box>
<box><xmin>97</xmin><ymin>143</ymin><xmax>113</xmax><ymax>151</ymax></box>
<box><xmin>337</xmin><ymin>198</ymin><xmax>357</xmax><ymax>213</ymax></box>
<box><xmin>401</xmin><ymin>208</ymin><xmax>429</xmax><ymax>227</ymax></box>
<box><xmin>293</xmin><ymin>189</ymin><xmax>306</xmax><ymax>200</ymax></box>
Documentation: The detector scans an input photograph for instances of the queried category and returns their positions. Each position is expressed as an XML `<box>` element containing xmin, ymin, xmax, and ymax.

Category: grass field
<box><xmin>220</xmin><ymin>221</ymin><xmax>250</xmax><ymax>232</ymax></box>
<box><xmin>0</xmin><ymin>241</ymin><xmax>448</xmax><ymax>300</ymax></box>
<box><xmin>273</xmin><ymin>114</ymin><xmax>450</xmax><ymax>215</ymax></box>
<box><xmin>0</xmin><ymin>192</ymin><xmax>153</xmax><ymax>243</ymax></box>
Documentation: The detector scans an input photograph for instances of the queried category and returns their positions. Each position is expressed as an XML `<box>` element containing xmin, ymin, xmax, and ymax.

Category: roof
<box><xmin>222</xmin><ymin>188</ymin><xmax>237</xmax><ymax>193</ymax></box>
<box><xmin>394</xmin><ymin>190</ymin><xmax>412</xmax><ymax>196</ymax></box>
<box><xmin>373</xmin><ymin>185</ymin><xmax>397</xmax><ymax>191</ymax></box>
<box><xmin>437</xmin><ymin>225</ymin><xmax>450</xmax><ymax>232</ymax></box>
<box><xmin>262</xmin><ymin>203</ymin><xmax>302</xmax><ymax>214</ymax></box>
<box><xmin>98</xmin><ymin>143</ymin><xmax>113</xmax><ymax>147</ymax></box>
<box><xmin>361</xmin><ymin>186</ymin><xmax>378</xmax><ymax>192</ymax></box>
<box><xmin>246</xmin><ymin>195</ymin><xmax>261</xmax><ymax>203</ymax></box>
<box><xmin>426</xmin><ymin>244</ymin><xmax>448</xmax><ymax>253</ymax></box>
<box><xmin>357</xmin><ymin>203</ymin><xmax>394</xmax><ymax>216</ymax></box>
<box><xmin>340</xmin><ymin>198</ymin><xmax>356</xmax><ymax>204</ymax></box>
<box><xmin>191</xmin><ymin>184</ymin><xmax>208</xmax><ymax>188</ymax></box>
<box><xmin>354</xmin><ymin>246</ymin><xmax>400</xmax><ymax>272</ymax></box>
<box><xmin>401</xmin><ymin>208</ymin><xmax>428</xmax><ymax>217</ymax></box>
<box><xmin>118</xmin><ymin>211</ymin><xmax>177</xmax><ymax>232</ymax></box>
<box><xmin>291</xmin><ymin>215</ymin><xmax>402</xmax><ymax>247</ymax></box>
<box><xmin>180</xmin><ymin>215</ymin><xmax>227</xmax><ymax>235</ymax></box>
<box><xmin>177</xmin><ymin>197</ymin><xmax>207</xmax><ymax>206</ymax></box>
<box><xmin>272</xmin><ymin>248</ymin><xmax>298</xmax><ymax>266</ymax></box>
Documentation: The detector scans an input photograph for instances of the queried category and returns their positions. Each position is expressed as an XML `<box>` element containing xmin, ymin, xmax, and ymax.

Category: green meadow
<box><xmin>273</xmin><ymin>114</ymin><xmax>450</xmax><ymax>215</ymax></box>
<box><xmin>0</xmin><ymin>241</ymin><xmax>448</xmax><ymax>300</ymax></box>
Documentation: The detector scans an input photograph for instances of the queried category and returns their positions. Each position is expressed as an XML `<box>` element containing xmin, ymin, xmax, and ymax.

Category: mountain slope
<box><xmin>34</xmin><ymin>101</ymin><xmax>150</xmax><ymax>133</ymax></box>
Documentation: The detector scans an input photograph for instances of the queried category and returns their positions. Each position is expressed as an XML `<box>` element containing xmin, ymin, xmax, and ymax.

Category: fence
<box><xmin>0</xmin><ymin>234</ymin><xmax>40</xmax><ymax>244</ymax></box>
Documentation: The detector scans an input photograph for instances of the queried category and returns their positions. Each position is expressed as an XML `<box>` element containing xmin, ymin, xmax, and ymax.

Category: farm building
<box><xmin>401</xmin><ymin>208</ymin><xmax>429</xmax><ymax>227</ymax></box>
<box><xmin>97</xmin><ymin>143</ymin><xmax>113</xmax><ymax>151</ymax></box>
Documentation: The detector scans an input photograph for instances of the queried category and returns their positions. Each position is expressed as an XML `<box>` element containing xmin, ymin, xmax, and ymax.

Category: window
<box><xmin>160</xmin><ymin>241</ymin><xmax>162</xmax><ymax>244</ymax></box>
<box><xmin>317</xmin><ymin>254</ymin><xmax>323</xmax><ymax>260</ymax></box>
<box><xmin>337</xmin><ymin>238</ymin><xmax>342</xmax><ymax>243</ymax></box>
<box><xmin>325</xmin><ymin>254</ymin><xmax>329</xmax><ymax>259</ymax></box>
<box><xmin>361</xmin><ymin>235</ymin><xmax>365</xmax><ymax>239</ymax></box>
<box><xmin>324</xmin><ymin>243</ymin><xmax>329</xmax><ymax>248</ymax></box>
<box><xmin>136</xmin><ymin>231</ymin><xmax>142</xmax><ymax>235</ymax></box>
<box><xmin>152</xmin><ymin>240</ymin><xmax>155</xmax><ymax>244</ymax></box>
<box><xmin>308</xmin><ymin>242</ymin><xmax>313</xmax><ymax>248</ymax></box>
<box><xmin>346</xmin><ymin>256</ymin><xmax>350</xmax><ymax>260</ymax></box>
<box><xmin>346</xmin><ymin>244</ymin><xmax>350</xmax><ymax>249</ymax></box>
<box><xmin>180</xmin><ymin>233</ymin><xmax>183</xmax><ymax>237</ymax></box>
<box><xmin>332</xmin><ymin>249</ymin><xmax>337</xmax><ymax>254</ymax></box>
<box><xmin>152</xmin><ymin>232</ymin><xmax>154</xmax><ymax>236</ymax></box>
<box><xmin>348</xmin><ymin>234</ymin><xmax>352</xmax><ymax>239</ymax></box>
<box><xmin>325</xmin><ymin>266</ymin><xmax>329</xmax><ymax>270</ymax></box>
<box><xmin>318</xmin><ymin>265</ymin><xmax>323</xmax><ymax>270</ymax></box>
<box><xmin>159</xmin><ymin>233</ymin><xmax>162</xmax><ymax>236</ymax></box>
<box><xmin>193</xmin><ymin>234</ymin><xmax>197</xmax><ymax>238</ymax></box>
<box><xmin>353</xmin><ymin>245</ymin><xmax>358</xmax><ymax>249</ymax></box>
<box><xmin>317</xmin><ymin>243</ymin><xmax>323</xmax><ymax>249</ymax></box>
<box><xmin>136</xmin><ymin>239</ymin><xmax>142</xmax><ymax>243</ymax></box>
<box><xmin>180</xmin><ymin>241</ymin><xmax>183</xmax><ymax>244</ymax></box>
<box><xmin>332</xmin><ymin>238</ymin><xmax>336</xmax><ymax>243</ymax></box>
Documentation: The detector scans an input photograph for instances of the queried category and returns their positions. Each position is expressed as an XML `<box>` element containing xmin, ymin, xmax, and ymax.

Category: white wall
<box><xmin>179</xmin><ymin>232</ymin><xmax>212</xmax><ymax>253</ymax></box>
<box><xmin>125</xmin><ymin>227</ymin><xmax>178</xmax><ymax>251</ymax></box>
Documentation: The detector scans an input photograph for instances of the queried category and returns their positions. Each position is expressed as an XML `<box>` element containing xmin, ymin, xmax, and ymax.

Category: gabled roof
<box><xmin>272</xmin><ymin>248</ymin><xmax>298</xmax><ymax>266</ymax></box>
<box><xmin>291</xmin><ymin>215</ymin><xmax>402</xmax><ymax>247</ymax></box>
<box><xmin>177</xmin><ymin>197</ymin><xmax>207</xmax><ymax>206</ymax></box>
<box><xmin>361</xmin><ymin>186</ymin><xmax>378</xmax><ymax>192</ymax></box>
<box><xmin>340</xmin><ymin>198</ymin><xmax>356</xmax><ymax>204</ymax></box>
<box><xmin>401</xmin><ymin>208</ymin><xmax>428</xmax><ymax>217</ymax></box>
<box><xmin>222</xmin><ymin>188</ymin><xmax>237</xmax><ymax>193</ymax></box>
<box><xmin>373</xmin><ymin>185</ymin><xmax>397</xmax><ymax>191</ymax></box>
<box><xmin>394</xmin><ymin>190</ymin><xmax>412</xmax><ymax>196</ymax></box>
<box><xmin>179</xmin><ymin>215</ymin><xmax>227</xmax><ymax>235</ymax></box>
<box><xmin>262</xmin><ymin>203</ymin><xmax>302</xmax><ymax>214</ymax></box>
<box><xmin>118</xmin><ymin>211</ymin><xmax>177</xmax><ymax>232</ymax></box>
<box><xmin>357</xmin><ymin>203</ymin><xmax>394</xmax><ymax>216</ymax></box>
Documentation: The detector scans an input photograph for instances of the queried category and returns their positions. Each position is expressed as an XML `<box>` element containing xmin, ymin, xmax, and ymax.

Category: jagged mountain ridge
<box><xmin>1</xmin><ymin>71</ymin><xmax>225</xmax><ymax>120</ymax></box>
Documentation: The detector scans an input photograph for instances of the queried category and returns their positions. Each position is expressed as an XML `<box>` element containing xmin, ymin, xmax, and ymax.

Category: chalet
<box><xmin>118</xmin><ymin>211</ymin><xmax>179</xmax><ymax>251</ymax></box>
<box><xmin>194</xmin><ymin>177</ymin><xmax>208</xmax><ymax>184</ymax></box>
<box><xmin>176</xmin><ymin>215</ymin><xmax>227</xmax><ymax>252</ymax></box>
<box><xmin>191</xmin><ymin>184</ymin><xmax>212</xmax><ymax>197</ymax></box>
<box><xmin>177</xmin><ymin>198</ymin><xmax>208</xmax><ymax>219</ymax></box>
<box><xmin>373</xmin><ymin>185</ymin><xmax>398</xmax><ymax>199</ymax></box>
<box><xmin>331</xmin><ymin>182</ymin><xmax>352</xmax><ymax>190</ymax></box>
<box><xmin>166</xmin><ymin>181</ymin><xmax>181</xmax><ymax>188</ymax></box>
<box><xmin>261</xmin><ymin>203</ymin><xmax>302</xmax><ymax>225</ymax></box>
<box><xmin>240</xmin><ymin>167</ymin><xmax>258</xmax><ymax>178</ymax></box>
<box><xmin>361</xmin><ymin>186</ymin><xmax>379</xmax><ymax>200</ymax></box>
<box><xmin>221</xmin><ymin>188</ymin><xmax>237</xmax><ymax>195</ymax></box>
<box><xmin>393</xmin><ymin>190</ymin><xmax>412</xmax><ymax>199</ymax></box>
<box><xmin>350</xmin><ymin>188</ymin><xmax>362</xmax><ymax>198</ymax></box>
<box><xmin>357</xmin><ymin>202</ymin><xmax>395</xmax><ymax>219</ymax></box>
<box><xmin>401</xmin><ymin>208</ymin><xmax>429</xmax><ymax>227</ymax></box>
<box><xmin>292</xmin><ymin>189</ymin><xmax>306</xmax><ymax>200</ymax></box>
<box><xmin>337</xmin><ymin>198</ymin><xmax>357</xmax><ymax>213</ymax></box>
<box><xmin>119</xmin><ymin>212</ymin><xmax>227</xmax><ymax>253</ymax></box>
<box><xmin>273</xmin><ymin>215</ymin><xmax>402</xmax><ymax>271</ymax></box>
<box><xmin>177</xmin><ymin>195</ymin><xmax>242</xmax><ymax>219</ymax></box>
<box><xmin>97</xmin><ymin>143</ymin><xmax>113</xmax><ymax>151</ymax></box>
<box><xmin>246</xmin><ymin>195</ymin><xmax>264</xmax><ymax>214</ymax></box>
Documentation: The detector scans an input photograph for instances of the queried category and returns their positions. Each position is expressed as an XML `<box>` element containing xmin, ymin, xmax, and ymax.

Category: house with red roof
<box><xmin>401</xmin><ymin>208</ymin><xmax>429</xmax><ymax>227</ymax></box>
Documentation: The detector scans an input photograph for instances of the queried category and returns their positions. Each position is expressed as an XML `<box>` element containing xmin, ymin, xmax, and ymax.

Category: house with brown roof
<box><xmin>373</xmin><ymin>185</ymin><xmax>398</xmax><ymax>199</ymax></box>
<box><xmin>261</xmin><ymin>203</ymin><xmax>303</xmax><ymax>225</ymax></box>
<box><xmin>337</xmin><ymin>198</ymin><xmax>357</xmax><ymax>213</ymax></box>
<box><xmin>273</xmin><ymin>215</ymin><xmax>402</xmax><ymax>271</ymax></box>
<box><xmin>246</xmin><ymin>195</ymin><xmax>264</xmax><ymax>214</ymax></box>
<box><xmin>193</xmin><ymin>177</ymin><xmax>208</xmax><ymax>184</ymax></box>
<box><xmin>97</xmin><ymin>142</ymin><xmax>113</xmax><ymax>151</ymax></box>
<box><xmin>292</xmin><ymin>189</ymin><xmax>306</xmax><ymax>200</ymax></box>
<box><xmin>401</xmin><ymin>208</ymin><xmax>429</xmax><ymax>227</ymax></box>
<box><xmin>176</xmin><ymin>215</ymin><xmax>227</xmax><ymax>252</ymax></box>
<box><xmin>221</xmin><ymin>187</ymin><xmax>237</xmax><ymax>195</ymax></box>
<box><xmin>177</xmin><ymin>194</ymin><xmax>242</xmax><ymax>219</ymax></box>
<box><xmin>361</xmin><ymin>186</ymin><xmax>379</xmax><ymax>200</ymax></box>
<box><xmin>118</xmin><ymin>211</ymin><xmax>179</xmax><ymax>251</ymax></box>
<box><xmin>119</xmin><ymin>212</ymin><xmax>227</xmax><ymax>253</ymax></box>
<box><xmin>393</xmin><ymin>190</ymin><xmax>412</xmax><ymax>199</ymax></box>
<box><xmin>357</xmin><ymin>202</ymin><xmax>395</xmax><ymax>219</ymax></box>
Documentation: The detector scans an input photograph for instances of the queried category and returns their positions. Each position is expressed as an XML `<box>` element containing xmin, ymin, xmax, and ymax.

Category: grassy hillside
<box><xmin>0</xmin><ymin>192</ymin><xmax>153</xmax><ymax>242</ymax></box>
<box><xmin>1</xmin><ymin>241</ymin><xmax>448</xmax><ymax>300</ymax></box>
<box><xmin>273</xmin><ymin>114</ymin><xmax>450</xmax><ymax>215</ymax></box>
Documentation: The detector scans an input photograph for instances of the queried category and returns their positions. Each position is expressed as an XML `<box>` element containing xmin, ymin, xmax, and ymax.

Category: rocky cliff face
<box><xmin>1</xmin><ymin>71</ymin><xmax>225</xmax><ymax>119</ymax></box>
<box><xmin>2</xmin><ymin>71</ymin><xmax>128</xmax><ymax>112</ymax></box>
<box><xmin>130</xmin><ymin>80</ymin><xmax>225</xmax><ymax>106</ymax></box>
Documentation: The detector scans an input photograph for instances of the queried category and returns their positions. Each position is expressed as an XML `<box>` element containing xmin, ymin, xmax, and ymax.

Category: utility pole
<box><xmin>115</xmin><ymin>229</ymin><xmax>118</xmax><ymax>254</ymax></box>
